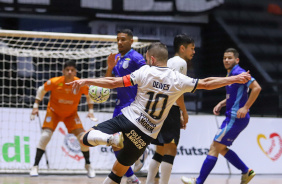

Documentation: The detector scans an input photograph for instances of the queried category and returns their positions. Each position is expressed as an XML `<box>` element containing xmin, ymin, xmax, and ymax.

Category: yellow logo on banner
<box><xmin>257</xmin><ymin>133</ymin><xmax>282</xmax><ymax>161</ymax></box>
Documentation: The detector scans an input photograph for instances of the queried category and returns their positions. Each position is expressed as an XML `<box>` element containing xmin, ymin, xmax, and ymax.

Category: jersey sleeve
<box><xmin>179</xmin><ymin>74</ymin><xmax>199</xmax><ymax>93</ymax></box>
<box><xmin>129</xmin><ymin>65</ymin><xmax>147</xmax><ymax>86</ymax></box>
<box><xmin>43</xmin><ymin>78</ymin><xmax>55</xmax><ymax>91</ymax></box>
<box><xmin>133</xmin><ymin>53</ymin><xmax>146</xmax><ymax>69</ymax></box>
<box><xmin>246</xmin><ymin>77</ymin><xmax>255</xmax><ymax>87</ymax></box>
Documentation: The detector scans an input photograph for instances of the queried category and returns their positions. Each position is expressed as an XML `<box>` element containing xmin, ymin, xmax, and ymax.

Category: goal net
<box><xmin>0</xmin><ymin>29</ymin><xmax>151</xmax><ymax>173</ymax></box>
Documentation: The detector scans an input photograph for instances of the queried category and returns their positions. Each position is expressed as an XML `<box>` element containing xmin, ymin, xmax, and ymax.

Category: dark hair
<box><xmin>117</xmin><ymin>29</ymin><xmax>133</xmax><ymax>38</ymax></box>
<box><xmin>63</xmin><ymin>60</ymin><xmax>76</xmax><ymax>69</ymax></box>
<box><xmin>147</xmin><ymin>42</ymin><xmax>168</xmax><ymax>62</ymax></box>
<box><xmin>225</xmin><ymin>48</ymin><xmax>239</xmax><ymax>58</ymax></box>
<box><xmin>173</xmin><ymin>34</ymin><xmax>194</xmax><ymax>53</ymax></box>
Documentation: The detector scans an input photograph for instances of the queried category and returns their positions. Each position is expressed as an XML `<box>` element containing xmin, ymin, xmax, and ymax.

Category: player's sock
<box><xmin>224</xmin><ymin>149</ymin><xmax>249</xmax><ymax>174</ymax></box>
<box><xmin>196</xmin><ymin>155</ymin><xmax>218</xmax><ymax>184</ymax></box>
<box><xmin>34</xmin><ymin>148</ymin><xmax>45</xmax><ymax>166</ymax></box>
<box><xmin>146</xmin><ymin>152</ymin><xmax>163</xmax><ymax>184</ymax></box>
<box><xmin>82</xmin><ymin>151</ymin><xmax>90</xmax><ymax>164</ymax></box>
<box><xmin>160</xmin><ymin>155</ymin><xmax>175</xmax><ymax>184</ymax></box>
<box><xmin>114</xmin><ymin>150</ymin><xmax>134</xmax><ymax>177</ymax></box>
<box><xmin>83</xmin><ymin>129</ymin><xmax>111</xmax><ymax>146</ymax></box>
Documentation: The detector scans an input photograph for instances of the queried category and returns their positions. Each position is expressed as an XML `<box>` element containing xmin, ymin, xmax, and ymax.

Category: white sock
<box><xmin>87</xmin><ymin>130</ymin><xmax>111</xmax><ymax>146</ymax></box>
<box><xmin>146</xmin><ymin>159</ymin><xmax>161</xmax><ymax>184</ymax></box>
<box><xmin>103</xmin><ymin>176</ymin><xmax>118</xmax><ymax>184</ymax></box>
<box><xmin>160</xmin><ymin>162</ymin><xmax>173</xmax><ymax>184</ymax></box>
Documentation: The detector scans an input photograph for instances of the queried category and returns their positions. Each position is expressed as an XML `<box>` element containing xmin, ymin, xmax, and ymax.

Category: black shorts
<box><xmin>93</xmin><ymin>114</ymin><xmax>153</xmax><ymax>166</ymax></box>
<box><xmin>151</xmin><ymin>105</ymin><xmax>181</xmax><ymax>146</ymax></box>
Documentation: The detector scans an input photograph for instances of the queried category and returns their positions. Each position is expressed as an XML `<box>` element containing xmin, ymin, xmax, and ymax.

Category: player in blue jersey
<box><xmin>181</xmin><ymin>48</ymin><xmax>261</xmax><ymax>184</ymax></box>
<box><xmin>105</xmin><ymin>29</ymin><xmax>146</xmax><ymax>184</ymax></box>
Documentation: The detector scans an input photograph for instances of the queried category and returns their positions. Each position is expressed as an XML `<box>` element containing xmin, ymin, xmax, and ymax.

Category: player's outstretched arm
<box><xmin>66</xmin><ymin>77</ymin><xmax>124</xmax><ymax>94</ymax></box>
<box><xmin>196</xmin><ymin>71</ymin><xmax>251</xmax><ymax>90</ymax></box>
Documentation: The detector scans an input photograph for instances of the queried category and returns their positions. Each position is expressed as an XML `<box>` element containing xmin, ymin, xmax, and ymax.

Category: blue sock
<box><xmin>196</xmin><ymin>155</ymin><xmax>218</xmax><ymax>184</ymax></box>
<box><xmin>114</xmin><ymin>151</ymin><xmax>134</xmax><ymax>177</ymax></box>
<box><xmin>224</xmin><ymin>149</ymin><xmax>249</xmax><ymax>174</ymax></box>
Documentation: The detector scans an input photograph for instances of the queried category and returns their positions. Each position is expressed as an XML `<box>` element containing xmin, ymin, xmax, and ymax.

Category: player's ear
<box><xmin>236</xmin><ymin>57</ymin><xmax>240</xmax><ymax>64</ymax></box>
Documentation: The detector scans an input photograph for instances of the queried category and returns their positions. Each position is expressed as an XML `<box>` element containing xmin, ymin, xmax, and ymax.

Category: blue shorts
<box><xmin>214</xmin><ymin>115</ymin><xmax>250</xmax><ymax>146</ymax></box>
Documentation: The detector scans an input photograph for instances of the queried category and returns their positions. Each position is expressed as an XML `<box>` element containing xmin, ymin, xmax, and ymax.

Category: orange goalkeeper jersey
<box><xmin>44</xmin><ymin>76</ymin><xmax>88</xmax><ymax>118</ymax></box>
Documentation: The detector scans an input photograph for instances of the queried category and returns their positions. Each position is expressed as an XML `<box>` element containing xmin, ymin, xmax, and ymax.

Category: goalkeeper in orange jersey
<box><xmin>29</xmin><ymin>60</ymin><xmax>97</xmax><ymax>178</ymax></box>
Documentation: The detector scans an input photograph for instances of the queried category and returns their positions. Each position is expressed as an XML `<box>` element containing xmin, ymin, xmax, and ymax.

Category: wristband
<box><xmin>33</xmin><ymin>103</ymin><xmax>39</xmax><ymax>108</ymax></box>
<box><xmin>89</xmin><ymin>109</ymin><xmax>94</xmax><ymax>113</ymax></box>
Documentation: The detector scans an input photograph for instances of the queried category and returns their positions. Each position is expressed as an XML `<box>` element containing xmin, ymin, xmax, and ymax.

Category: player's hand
<box><xmin>66</xmin><ymin>79</ymin><xmax>87</xmax><ymax>95</ymax></box>
<box><xmin>87</xmin><ymin>112</ymin><xmax>98</xmax><ymax>122</ymax></box>
<box><xmin>237</xmin><ymin>106</ymin><xmax>248</xmax><ymax>118</ymax></box>
<box><xmin>235</xmin><ymin>70</ymin><xmax>251</xmax><ymax>84</ymax></box>
<box><xmin>213</xmin><ymin>103</ymin><xmax>222</xmax><ymax>115</ymax></box>
<box><xmin>180</xmin><ymin>111</ymin><xmax>189</xmax><ymax>130</ymax></box>
<box><xmin>30</xmin><ymin>108</ymin><xmax>39</xmax><ymax>120</ymax></box>
<box><xmin>107</xmin><ymin>53</ymin><xmax>119</xmax><ymax>69</ymax></box>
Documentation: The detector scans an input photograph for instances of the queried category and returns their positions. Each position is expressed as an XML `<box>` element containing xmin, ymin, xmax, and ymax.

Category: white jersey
<box><xmin>121</xmin><ymin>65</ymin><xmax>198</xmax><ymax>138</ymax></box>
<box><xmin>167</xmin><ymin>56</ymin><xmax>187</xmax><ymax>75</ymax></box>
<box><xmin>167</xmin><ymin>56</ymin><xmax>187</xmax><ymax>106</ymax></box>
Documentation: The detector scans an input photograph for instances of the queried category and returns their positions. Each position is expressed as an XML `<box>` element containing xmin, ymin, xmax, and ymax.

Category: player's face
<box><xmin>117</xmin><ymin>33</ymin><xmax>133</xmax><ymax>55</ymax></box>
<box><xmin>182</xmin><ymin>43</ymin><xmax>195</xmax><ymax>62</ymax></box>
<box><xmin>63</xmin><ymin>66</ymin><xmax>76</xmax><ymax>80</ymax></box>
<box><xmin>223</xmin><ymin>52</ymin><xmax>239</xmax><ymax>71</ymax></box>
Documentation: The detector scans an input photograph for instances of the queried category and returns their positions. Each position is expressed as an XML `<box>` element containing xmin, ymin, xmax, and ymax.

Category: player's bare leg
<box><xmin>72</xmin><ymin>128</ymin><xmax>96</xmax><ymax>178</ymax></box>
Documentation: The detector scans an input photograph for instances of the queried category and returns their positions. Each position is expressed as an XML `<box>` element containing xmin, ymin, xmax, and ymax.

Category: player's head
<box><xmin>223</xmin><ymin>48</ymin><xmax>240</xmax><ymax>71</ymax></box>
<box><xmin>117</xmin><ymin>29</ymin><xmax>134</xmax><ymax>56</ymax></box>
<box><xmin>146</xmin><ymin>42</ymin><xmax>168</xmax><ymax>67</ymax></box>
<box><xmin>174</xmin><ymin>34</ymin><xmax>195</xmax><ymax>62</ymax></box>
<box><xmin>63</xmin><ymin>60</ymin><xmax>77</xmax><ymax>80</ymax></box>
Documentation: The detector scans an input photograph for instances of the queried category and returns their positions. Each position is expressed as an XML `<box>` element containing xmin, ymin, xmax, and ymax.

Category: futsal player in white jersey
<box><xmin>66</xmin><ymin>42</ymin><xmax>251</xmax><ymax>184</ymax></box>
<box><xmin>146</xmin><ymin>34</ymin><xmax>194</xmax><ymax>184</ymax></box>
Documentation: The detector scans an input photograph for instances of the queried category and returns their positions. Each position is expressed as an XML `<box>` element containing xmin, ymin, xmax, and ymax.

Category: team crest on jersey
<box><xmin>47</xmin><ymin>80</ymin><xmax>51</xmax><ymax>85</ymax></box>
<box><xmin>123</xmin><ymin>59</ymin><xmax>130</xmax><ymax>69</ymax></box>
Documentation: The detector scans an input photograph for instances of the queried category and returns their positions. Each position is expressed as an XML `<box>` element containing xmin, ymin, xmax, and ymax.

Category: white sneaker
<box><xmin>133</xmin><ymin>148</ymin><xmax>148</xmax><ymax>172</ymax></box>
<box><xmin>30</xmin><ymin>166</ymin><xmax>39</xmax><ymax>177</ymax></box>
<box><xmin>126</xmin><ymin>174</ymin><xmax>141</xmax><ymax>184</ymax></box>
<box><xmin>85</xmin><ymin>164</ymin><xmax>96</xmax><ymax>178</ymax></box>
<box><xmin>181</xmin><ymin>176</ymin><xmax>196</xmax><ymax>184</ymax></box>
<box><xmin>108</xmin><ymin>132</ymin><xmax>124</xmax><ymax>149</ymax></box>
<box><xmin>241</xmin><ymin>169</ymin><xmax>256</xmax><ymax>184</ymax></box>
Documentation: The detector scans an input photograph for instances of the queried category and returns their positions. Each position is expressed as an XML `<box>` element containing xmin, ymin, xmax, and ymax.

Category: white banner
<box><xmin>1</xmin><ymin>107</ymin><xmax>282</xmax><ymax>174</ymax></box>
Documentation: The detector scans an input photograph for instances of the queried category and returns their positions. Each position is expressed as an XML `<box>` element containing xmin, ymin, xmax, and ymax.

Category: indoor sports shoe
<box><xmin>108</xmin><ymin>132</ymin><xmax>124</xmax><ymax>149</ymax></box>
<box><xmin>241</xmin><ymin>169</ymin><xmax>256</xmax><ymax>184</ymax></box>
<box><xmin>85</xmin><ymin>164</ymin><xmax>96</xmax><ymax>178</ymax></box>
<box><xmin>126</xmin><ymin>174</ymin><xmax>141</xmax><ymax>184</ymax></box>
<box><xmin>30</xmin><ymin>166</ymin><xmax>39</xmax><ymax>177</ymax></box>
<box><xmin>133</xmin><ymin>148</ymin><xmax>148</xmax><ymax>172</ymax></box>
<box><xmin>181</xmin><ymin>176</ymin><xmax>196</xmax><ymax>184</ymax></box>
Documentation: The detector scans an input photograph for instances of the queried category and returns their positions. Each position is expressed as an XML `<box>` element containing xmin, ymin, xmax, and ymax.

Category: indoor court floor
<box><xmin>1</xmin><ymin>173</ymin><xmax>282</xmax><ymax>184</ymax></box>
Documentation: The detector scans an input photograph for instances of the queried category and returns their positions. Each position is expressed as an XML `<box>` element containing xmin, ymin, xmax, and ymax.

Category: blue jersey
<box><xmin>112</xmin><ymin>49</ymin><xmax>146</xmax><ymax>108</ymax></box>
<box><xmin>225</xmin><ymin>65</ymin><xmax>255</xmax><ymax>118</ymax></box>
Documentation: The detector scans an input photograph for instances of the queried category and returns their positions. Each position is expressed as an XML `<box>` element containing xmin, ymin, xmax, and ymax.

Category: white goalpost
<box><xmin>0</xmin><ymin>29</ymin><xmax>151</xmax><ymax>174</ymax></box>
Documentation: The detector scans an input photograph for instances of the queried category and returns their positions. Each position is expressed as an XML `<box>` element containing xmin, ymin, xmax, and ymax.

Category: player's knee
<box><xmin>76</xmin><ymin>132</ymin><xmax>89</xmax><ymax>152</ymax></box>
<box><xmin>37</xmin><ymin>128</ymin><xmax>53</xmax><ymax>150</ymax></box>
<box><xmin>81</xmin><ymin>131</ymin><xmax>94</xmax><ymax>147</ymax></box>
